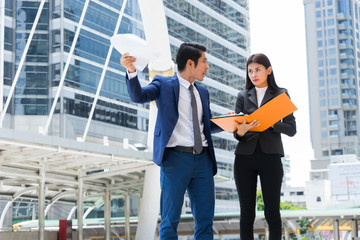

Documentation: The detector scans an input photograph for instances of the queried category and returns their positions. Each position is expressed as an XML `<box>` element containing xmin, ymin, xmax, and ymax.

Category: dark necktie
<box><xmin>189</xmin><ymin>84</ymin><xmax>203</xmax><ymax>154</ymax></box>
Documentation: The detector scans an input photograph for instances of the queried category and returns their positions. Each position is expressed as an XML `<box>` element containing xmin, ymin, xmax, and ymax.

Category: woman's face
<box><xmin>247</xmin><ymin>62</ymin><xmax>272</xmax><ymax>88</ymax></box>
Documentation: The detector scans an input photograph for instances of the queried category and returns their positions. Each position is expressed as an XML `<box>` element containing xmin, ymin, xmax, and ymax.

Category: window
<box><xmin>328</xmin><ymin>38</ymin><xmax>335</xmax><ymax>45</ymax></box>
<box><xmin>327</xmin><ymin>18</ymin><xmax>335</xmax><ymax>25</ymax></box>
<box><xmin>356</xmin><ymin>3</ymin><xmax>359</xmax><ymax>19</ymax></box>
<box><xmin>319</xmin><ymin>60</ymin><xmax>324</xmax><ymax>67</ymax></box>
<box><xmin>318</xmin><ymin>40</ymin><xmax>323</xmax><ymax>47</ymax></box>
<box><xmin>320</xmin><ymin>89</ymin><xmax>326</xmax><ymax>97</ymax></box>
<box><xmin>340</xmin><ymin>58</ymin><xmax>354</xmax><ymax>65</ymax></box>
<box><xmin>338</xmin><ymin>0</ymin><xmax>351</xmax><ymax>16</ymax></box>
<box><xmin>339</xmin><ymin>19</ymin><xmax>352</xmax><ymax>27</ymax></box>
<box><xmin>331</xmin><ymin>149</ymin><xmax>343</xmax><ymax>155</ymax></box>
<box><xmin>328</xmin><ymin>9</ymin><xmax>333</xmax><ymax>16</ymax></box>
<box><xmin>329</xmin><ymin>120</ymin><xmax>339</xmax><ymax>126</ymax></box>
<box><xmin>328</xmin><ymin>48</ymin><xmax>336</xmax><ymax>55</ymax></box>
<box><xmin>341</xmin><ymin>69</ymin><xmax>354</xmax><ymax>75</ymax></box>
<box><xmin>328</xmin><ymin>28</ymin><xmax>335</xmax><ymax>36</ymax></box>
<box><xmin>329</xmin><ymin>58</ymin><xmax>336</xmax><ymax>65</ymax></box>
<box><xmin>342</xmin><ymin>78</ymin><xmax>354</xmax><ymax>85</ymax></box>
<box><xmin>342</xmin><ymin>88</ymin><xmax>356</xmax><ymax>95</ymax></box>
<box><xmin>340</xmin><ymin>29</ymin><xmax>353</xmax><ymax>36</ymax></box>
<box><xmin>327</xmin><ymin>0</ymin><xmax>332</xmax><ymax>5</ymax></box>
<box><xmin>344</xmin><ymin>120</ymin><xmax>356</xmax><ymax>130</ymax></box>
<box><xmin>319</xmin><ymin>69</ymin><xmax>324</xmax><ymax>77</ymax></box>
<box><xmin>320</xmin><ymin>99</ymin><xmax>326</xmax><ymax>106</ymax></box>
<box><xmin>344</xmin><ymin>110</ymin><xmax>356</xmax><ymax>119</ymax></box>
<box><xmin>330</xmin><ymin>68</ymin><xmax>337</xmax><ymax>75</ymax></box>
<box><xmin>328</xmin><ymin>110</ymin><xmax>337</xmax><ymax>115</ymax></box>
<box><xmin>321</xmin><ymin>120</ymin><xmax>327</xmax><ymax>127</ymax></box>
<box><xmin>322</xmin><ymin>130</ymin><xmax>328</xmax><ymax>138</ymax></box>
<box><xmin>330</xmin><ymin>78</ymin><xmax>338</xmax><ymax>85</ymax></box>
<box><xmin>317</xmin><ymin>30</ymin><xmax>322</xmax><ymax>37</ymax></box>
<box><xmin>331</xmin><ymin>98</ymin><xmax>339</xmax><ymax>106</ymax></box>
<box><xmin>321</xmin><ymin>110</ymin><xmax>327</xmax><ymax>118</ymax></box>
<box><xmin>318</xmin><ymin>50</ymin><xmax>324</xmax><ymax>58</ymax></box>
<box><xmin>317</xmin><ymin>21</ymin><xmax>322</xmax><ymax>28</ymax></box>
<box><xmin>330</xmin><ymin>130</ymin><xmax>339</xmax><ymax>136</ymax></box>
<box><xmin>345</xmin><ymin>130</ymin><xmax>357</xmax><ymax>136</ymax></box>
<box><xmin>330</xmin><ymin>88</ymin><xmax>338</xmax><ymax>95</ymax></box>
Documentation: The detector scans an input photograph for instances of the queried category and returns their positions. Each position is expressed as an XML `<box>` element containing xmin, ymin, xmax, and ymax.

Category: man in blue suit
<box><xmin>120</xmin><ymin>42</ymin><xmax>222</xmax><ymax>239</ymax></box>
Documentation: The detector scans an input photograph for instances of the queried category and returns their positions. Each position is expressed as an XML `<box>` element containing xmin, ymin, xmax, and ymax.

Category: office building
<box><xmin>0</xmin><ymin>0</ymin><xmax>250</xmax><ymax>224</ymax></box>
<box><xmin>304</xmin><ymin>0</ymin><xmax>360</xmax><ymax>162</ymax></box>
<box><xmin>303</xmin><ymin>0</ymin><xmax>360</xmax><ymax>208</ymax></box>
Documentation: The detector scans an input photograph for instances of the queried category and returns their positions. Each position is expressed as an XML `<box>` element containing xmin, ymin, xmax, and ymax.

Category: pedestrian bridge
<box><xmin>6</xmin><ymin>208</ymin><xmax>360</xmax><ymax>239</ymax></box>
<box><xmin>1</xmin><ymin>129</ymin><xmax>360</xmax><ymax>240</ymax></box>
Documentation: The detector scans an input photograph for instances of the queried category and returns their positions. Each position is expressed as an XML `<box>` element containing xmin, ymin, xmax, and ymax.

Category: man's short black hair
<box><xmin>176</xmin><ymin>42</ymin><xmax>206</xmax><ymax>72</ymax></box>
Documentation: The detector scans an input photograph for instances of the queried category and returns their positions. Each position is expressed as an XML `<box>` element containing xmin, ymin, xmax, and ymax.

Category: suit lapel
<box><xmin>247</xmin><ymin>88</ymin><xmax>257</xmax><ymax>107</ymax></box>
<box><xmin>260</xmin><ymin>88</ymin><xmax>276</xmax><ymax>106</ymax></box>
<box><xmin>172</xmin><ymin>75</ymin><xmax>180</xmax><ymax>107</ymax></box>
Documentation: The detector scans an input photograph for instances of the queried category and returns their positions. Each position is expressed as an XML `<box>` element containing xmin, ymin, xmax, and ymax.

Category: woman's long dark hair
<box><xmin>245</xmin><ymin>53</ymin><xmax>280</xmax><ymax>90</ymax></box>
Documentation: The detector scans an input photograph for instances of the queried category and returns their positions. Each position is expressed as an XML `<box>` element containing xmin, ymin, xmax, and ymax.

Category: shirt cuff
<box><xmin>127</xmin><ymin>70</ymin><xmax>137</xmax><ymax>79</ymax></box>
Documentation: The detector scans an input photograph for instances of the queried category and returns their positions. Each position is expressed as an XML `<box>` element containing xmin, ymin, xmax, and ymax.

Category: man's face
<box><xmin>191</xmin><ymin>51</ymin><xmax>209</xmax><ymax>81</ymax></box>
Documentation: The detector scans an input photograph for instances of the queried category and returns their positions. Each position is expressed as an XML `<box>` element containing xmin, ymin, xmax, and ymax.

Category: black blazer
<box><xmin>234</xmin><ymin>87</ymin><xmax>296</xmax><ymax>156</ymax></box>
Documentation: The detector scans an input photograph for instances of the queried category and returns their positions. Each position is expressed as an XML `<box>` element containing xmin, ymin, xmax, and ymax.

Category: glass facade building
<box><xmin>304</xmin><ymin>0</ymin><xmax>360</xmax><ymax>162</ymax></box>
<box><xmin>303</xmin><ymin>0</ymin><xmax>360</xmax><ymax>210</ymax></box>
<box><xmin>1</xmin><ymin>0</ymin><xmax>249</xmax><ymax>224</ymax></box>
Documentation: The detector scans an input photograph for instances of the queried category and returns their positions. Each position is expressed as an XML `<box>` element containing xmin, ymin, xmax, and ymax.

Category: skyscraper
<box><xmin>162</xmin><ymin>0</ymin><xmax>250</xmax><ymax>212</ymax></box>
<box><xmin>303</xmin><ymin>0</ymin><xmax>360</xmax><ymax>208</ymax></box>
<box><xmin>1</xmin><ymin>0</ymin><xmax>250</xmax><ymax>222</ymax></box>
<box><xmin>304</xmin><ymin>0</ymin><xmax>359</xmax><ymax>162</ymax></box>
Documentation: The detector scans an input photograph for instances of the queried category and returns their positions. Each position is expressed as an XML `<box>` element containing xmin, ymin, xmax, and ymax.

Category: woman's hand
<box><xmin>120</xmin><ymin>53</ymin><xmax>136</xmax><ymax>73</ymax></box>
<box><xmin>235</xmin><ymin>119</ymin><xmax>260</xmax><ymax>137</ymax></box>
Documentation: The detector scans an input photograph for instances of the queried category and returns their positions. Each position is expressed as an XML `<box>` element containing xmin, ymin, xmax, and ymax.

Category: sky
<box><xmin>249</xmin><ymin>0</ymin><xmax>313</xmax><ymax>186</ymax></box>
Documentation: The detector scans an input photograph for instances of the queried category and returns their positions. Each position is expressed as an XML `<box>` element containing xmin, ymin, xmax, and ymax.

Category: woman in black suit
<box><xmin>233</xmin><ymin>53</ymin><xmax>296</xmax><ymax>240</ymax></box>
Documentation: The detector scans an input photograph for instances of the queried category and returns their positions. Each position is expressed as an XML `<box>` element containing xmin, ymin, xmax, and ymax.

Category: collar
<box><xmin>255</xmin><ymin>86</ymin><xmax>268</xmax><ymax>92</ymax></box>
<box><xmin>177</xmin><ymin>74</ymin><xmax>192</xmax><ymax>89</ymax></box>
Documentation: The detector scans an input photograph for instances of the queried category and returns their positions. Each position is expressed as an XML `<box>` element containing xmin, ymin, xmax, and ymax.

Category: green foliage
<box><xmin>256</xmin><ymin>191</ymin><xmax>265</xmax><ymax>211</ymax></box>
<box><xmin>280</xmin><ymin>201</ymin><xmax>306</xmax><ymax>210</ymax></box>
<box><xmin>297</xmin><ymin>219</ymin><xmax>310</xmax><ymax>235</ymax></box>
<box><xmin>256</xmin><ymin>191</ymin><xmax>310</xmax><ymax>238</ymax></box>
<box><xmin>256</xmin><ymin>191</ymin><xmax>306</xmax><ymax>211</ymax></box>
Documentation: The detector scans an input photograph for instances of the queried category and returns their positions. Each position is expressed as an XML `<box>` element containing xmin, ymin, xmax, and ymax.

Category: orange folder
<box><xmin>211</xmin><ymin>92</ymin><xmax>297</xmax><ymax>132</ymax></box>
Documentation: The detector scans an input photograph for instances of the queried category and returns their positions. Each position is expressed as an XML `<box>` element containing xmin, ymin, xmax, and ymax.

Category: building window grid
<box><xmin>1</xmin><ymin>0</ymin><xmax>251</xmax><ymax>221</ymax></box>
<box><xmin>163</xmin><ymin>2</ymin><xmax>249</xmax><ymax>50</ymax></box>
<box><xmin>317</xmin><ymin>0</ymin><xmax>360</xmax><ymax>139</ymax></box>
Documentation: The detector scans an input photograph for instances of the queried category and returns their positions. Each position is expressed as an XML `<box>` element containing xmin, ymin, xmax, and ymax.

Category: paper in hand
<box><xmin>110</xmin><ymin>34</ymin><xmax>161</xmax><ymax>71</ymax></box>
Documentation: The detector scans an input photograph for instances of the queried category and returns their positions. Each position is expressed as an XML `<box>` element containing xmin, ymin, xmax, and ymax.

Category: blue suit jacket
<box><xmin>126</xmin><ymin>74</ymin><xmax>222</xmax><ymax>175</ymax></box>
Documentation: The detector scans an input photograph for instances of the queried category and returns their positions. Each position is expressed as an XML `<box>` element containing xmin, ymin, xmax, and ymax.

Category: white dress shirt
<box><xmin>255</xmin><ymin>86</ymin><xmax>268</xmax><ymax>107</ymax></box>
<box><xmin>167</xmin><ymin>74</ymin><xmax>207</xmax><ymax>147</ymax></box>
<box><xmin>127</xmin><ymin>71</ymin><xmax>207</xmax><ymax>147</ymax></box>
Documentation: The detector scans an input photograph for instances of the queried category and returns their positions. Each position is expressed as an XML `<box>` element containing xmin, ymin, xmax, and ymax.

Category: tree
<box><xmin>256</xmin><ymin>191</ymin><xmax>309</xmax><ymax>239</ymax></box>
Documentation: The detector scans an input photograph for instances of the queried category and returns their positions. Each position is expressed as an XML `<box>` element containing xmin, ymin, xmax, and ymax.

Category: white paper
<box><xmin>110</xmin><ymin>34</ymin><xmax>161</xmax><ymax>71</ymax></box>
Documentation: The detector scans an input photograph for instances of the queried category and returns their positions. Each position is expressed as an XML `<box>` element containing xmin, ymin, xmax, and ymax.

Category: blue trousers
<box><xmin>159</xmin><ymin>148</ymin><xmax>215</xmax><ymax>240</ymax></box>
